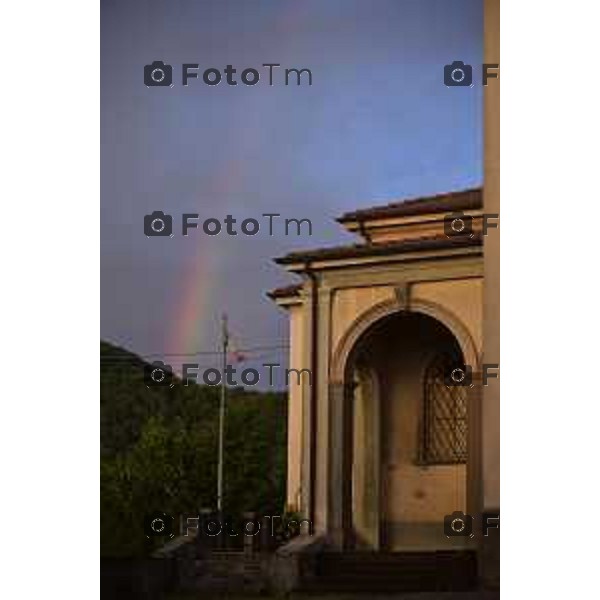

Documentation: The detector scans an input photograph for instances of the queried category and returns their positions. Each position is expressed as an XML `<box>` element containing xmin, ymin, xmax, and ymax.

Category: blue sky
<box><xmin>101</xmin><ymin>0</ymin><xmax>483</xmax><ymax>381</ymax></box>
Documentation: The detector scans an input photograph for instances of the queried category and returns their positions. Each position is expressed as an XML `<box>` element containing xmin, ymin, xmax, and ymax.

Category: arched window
<box><xmin>419</xmin><ymin>353</ymin><xmax>468</xmax><ymax>465</ymax></box>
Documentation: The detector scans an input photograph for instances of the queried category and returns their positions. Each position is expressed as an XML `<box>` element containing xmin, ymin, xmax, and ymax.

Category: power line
<box><xmin>100</xmin><ymin>343</ymin><xmax>289</xmax><ymax>362</ymax></box>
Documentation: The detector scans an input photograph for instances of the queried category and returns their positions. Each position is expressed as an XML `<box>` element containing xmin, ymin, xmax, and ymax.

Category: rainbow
<box><xmin>166</xmin><ymin>0</ymin><xmax>310</xmax><ymax>360</ymax></box>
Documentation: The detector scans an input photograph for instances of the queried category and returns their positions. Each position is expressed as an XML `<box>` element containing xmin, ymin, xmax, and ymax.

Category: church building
<box><xmin>268</xmin><ymin>187</ymin><xmax>499</xmax><ymax>590</ymax></box>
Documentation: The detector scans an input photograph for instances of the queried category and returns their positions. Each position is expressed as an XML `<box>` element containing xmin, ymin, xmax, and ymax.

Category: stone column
<box><xmin>327</xmin><ymin>380</ymin><xmax>347</xmax><ymax>548</ymax></box>
<box><xmin>352</xmin><ymin>366</ymin><xmax>381</xmax><ymax>550</ymax></box>
<box><xmin>299</xmin><ymin>284</ymin><xmax>315</xmax><ymax>520</ymax></box>
<box><xmin>313</xmin><ymin>286</ymin><xmax>333</xmax><ymax>537</ymax></box>
<box><xmin>467</xmin><ymin>373</ymin><xmax>483</xmax><ymax>521</ymax></box>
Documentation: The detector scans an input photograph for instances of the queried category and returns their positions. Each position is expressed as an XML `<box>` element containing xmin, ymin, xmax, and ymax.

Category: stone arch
<box><xmin>332</xmin><ymin>295</ymin><xmax>483</xmax><ymax>549</ymax></box>
<box><xmin>330</xmin><ymin>296</ymin><xmax>480</xmax><ymax>384</ymax></box>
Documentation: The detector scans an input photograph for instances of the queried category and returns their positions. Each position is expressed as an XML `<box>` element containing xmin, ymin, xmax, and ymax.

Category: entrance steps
<box><xmin>298</xmin><ymin>550</ymin><xmax>479</xmax><ymax>594</ymax></box>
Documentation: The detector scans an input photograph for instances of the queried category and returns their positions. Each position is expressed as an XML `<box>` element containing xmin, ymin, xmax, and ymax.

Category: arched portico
<box><xmin>270</xmin><ymin>187</ymin><xmax>488</xmax><ymax>584</ymax></box>
<box><xmin>331</xmin><ymin>298</ymin><xmax>481</xmax><ymax>551</ymax></box>
<box><xmin>331</xmin><ymin>296</ymin><xmax>481</xmax><ymax>384</ymax></box>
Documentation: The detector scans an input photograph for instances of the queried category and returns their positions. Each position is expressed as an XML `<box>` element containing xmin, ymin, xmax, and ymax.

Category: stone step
<box><xmin>303</xmin><ymin>550</ymin><xmax>478</xmax><ymax>593</ymax></box>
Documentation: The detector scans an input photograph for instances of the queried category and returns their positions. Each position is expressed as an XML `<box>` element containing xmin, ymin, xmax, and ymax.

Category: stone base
<box><xmin>479</xmin><ymin>511</ymin><xmax>500</xmax><ymax>590</ymax></box>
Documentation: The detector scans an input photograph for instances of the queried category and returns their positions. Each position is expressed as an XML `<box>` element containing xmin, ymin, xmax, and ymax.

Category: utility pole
<box><xmin>216</xmin><ymin>313</ymin><xmax>228</xmax><ymax>515</ymax></box>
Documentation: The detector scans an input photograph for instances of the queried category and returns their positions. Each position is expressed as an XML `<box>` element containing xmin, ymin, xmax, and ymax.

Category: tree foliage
<box><xmin>100</xmin><ymin>341</ymin><xmax>287</xmax><ymax>557</ymax></box>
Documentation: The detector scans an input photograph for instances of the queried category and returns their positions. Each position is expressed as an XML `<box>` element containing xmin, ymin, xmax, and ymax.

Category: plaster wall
<box><xmin>331</xmin><ymin>285</ymin><xmax>395</xmax><ymax>355</ymax></box>
<box><xmin>413</xmin><ymin>278</ymin><xmax>483</xmax><ymax>356</ymax></box>
<box><xmin>483</xmin><ymin>0</ymin><xmax>500</xmax><ymax>512</ymax></box>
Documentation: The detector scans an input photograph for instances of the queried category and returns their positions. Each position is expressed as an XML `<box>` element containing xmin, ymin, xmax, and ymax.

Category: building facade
<box><xmin>270</xmin><ymin>189</ymin><xmax>491</xmax><ymax>556</ymax></box>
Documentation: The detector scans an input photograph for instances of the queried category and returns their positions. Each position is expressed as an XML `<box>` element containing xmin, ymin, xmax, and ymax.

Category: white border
<box><xmin>502</xmin><ymin>1</ymin><xmax>600</xmax><ymax>597</ymax></box>
<box><xmin>0</xmin><ymin>1</ymin><xmax>99</xmax><ymax>598</ymax></box>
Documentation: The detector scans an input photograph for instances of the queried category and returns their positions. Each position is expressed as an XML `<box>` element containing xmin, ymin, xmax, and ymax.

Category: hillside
<box><xmin>100</xmin><ymin>341</ymin><xmax>288</xmax><ymax>556</ymax></box>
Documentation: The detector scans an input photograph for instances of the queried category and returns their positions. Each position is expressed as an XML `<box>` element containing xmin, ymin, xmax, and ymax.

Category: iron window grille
<box><xmin>418</xmin><ymin>353</ymin><xmax>468</xmax><ymax>465</ymax></box>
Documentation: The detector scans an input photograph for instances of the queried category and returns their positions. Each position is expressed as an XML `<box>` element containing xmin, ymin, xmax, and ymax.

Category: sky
<box><xmin>101</xmin><ymin>0</ymin><xmax>483</xmax><ymax>386</ymax></box>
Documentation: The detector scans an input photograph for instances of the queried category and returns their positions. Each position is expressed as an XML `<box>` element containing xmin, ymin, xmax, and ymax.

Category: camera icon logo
<box><xmin>144</xmin><ymin>511</ymin><xmax>175</xmax><ymax>539</ymax></box>
<box><xmin>444</xmin><ymin>511</ymin><xmax>474</xmax><ymax>538</ymax></box>
<box><xmin>144</xmin><ymin>211</ymin><xmax>173</xmax><ymax>237</ymax></box>
<box><xmin>444</xmin><ymin>363</ymin><xmax>473</xmax><ymax>388</ymax></box>
<box><xmin>444</xmin><ymin>211</ymin><xmax>474</xmax><ymax>238</ymax></box>
<box><xmin>444</xmin><ymin>61</ymin><xmax>473</xmax><ymax>87</ymax></box>
<box><xmin>144</xmin><ymin>61</ymin><xmax>173</xmax><ymax>87</ymax></box>
<box><xmin>144</xmin><ymin>361</ymin><xmax>174</xmax><ymax>388</ymax></box>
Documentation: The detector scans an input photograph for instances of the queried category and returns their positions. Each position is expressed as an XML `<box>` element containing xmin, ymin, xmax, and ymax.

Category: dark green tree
<box><xmin>100</xmin><ymin>342</ymin><xmax>287</xmax><ymax>557</ymax></box>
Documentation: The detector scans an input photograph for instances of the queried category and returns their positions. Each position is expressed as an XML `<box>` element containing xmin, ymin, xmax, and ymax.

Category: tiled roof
<box><xmin>274</xmin><ymin>234</ymin><xmax>481</xmax><ymax>265</ymax></box>
<box><xmin>337</xmin><ymin>187</ymin><xmax>482</xmax><ymax>223</ymax></box>
<box><xmin>266</xmin><ymin>283</ymin><xmax>303</xmax><ymax>299</ymax></box>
